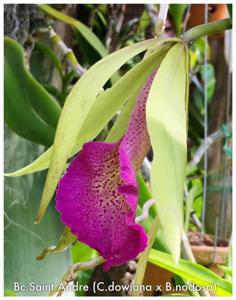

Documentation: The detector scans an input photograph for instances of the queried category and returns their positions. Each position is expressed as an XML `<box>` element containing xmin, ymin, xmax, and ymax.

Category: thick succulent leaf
<box><xmin>39</xmin><ymin>4</ymin><xmax>108</xmax><ymax>58</ymax></box>
<box><xmin>4</xmin><ymin>127</ymin><xmax>71</xmax><ymax>296</ymax></box>
<box><xmin>5</xmin><ymin>39</ymin><xmax>172</xmax><ymax>178</ymax></box>
<box><xmin>149</xmin><ymin>249</ymin><xmax>232</xmax><ymax>296</ymax></box>
<box><xmin>5</xmin><ymin>38</ymin><xmax>61</xmax><ymax>128</ymax></box>
<box><xmin>4</xmin><ymin>38</ymin><xmax>61</xmax><ymax>146</ymax></box>
<box><xmin>146</xmin><ymin>43</ymin><xmax>188</xmax><ymax>263</ymax></box>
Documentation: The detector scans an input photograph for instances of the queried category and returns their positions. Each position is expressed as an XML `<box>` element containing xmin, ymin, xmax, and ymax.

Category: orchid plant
<box><xmin>4</xmin><ymin>3</ymin><xmax>232</xmax><ymax>297</ymax></box>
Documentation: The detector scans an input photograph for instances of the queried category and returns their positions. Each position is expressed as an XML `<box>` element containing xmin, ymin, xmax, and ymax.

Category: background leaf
<box><xmin>4</xmin><ymin>38</ymin><xmax>61</xmax><ymax>146</ymax></box>
<box><xmin>169</xmin><ymin>4</ymin><xmax>188</xmax><ymax>35</ymax></box>
<box><xmin>4</xmin><ymin>127</ymin><xmax>71</xmax><ymax>296</ymax></box>
<box><xmin>39</xmin><ymin>4</ymin><xmax>108</xmax><ymax>58</ymax></box>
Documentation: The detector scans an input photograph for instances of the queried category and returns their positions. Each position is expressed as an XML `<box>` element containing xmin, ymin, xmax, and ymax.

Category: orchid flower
<box><xmin>56</xmin><ymin>72</ymin><xmax>156</xmax><ymax>271</ymax></box>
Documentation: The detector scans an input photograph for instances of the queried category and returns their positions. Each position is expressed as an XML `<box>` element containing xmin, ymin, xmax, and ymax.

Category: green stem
<box><xmin>181</xmin><ymin>18</ymin><xmax>232</xmax><ymax>44</ymax></box>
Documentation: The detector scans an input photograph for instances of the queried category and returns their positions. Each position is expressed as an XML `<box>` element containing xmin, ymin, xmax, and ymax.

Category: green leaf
<box><xmin>4</xmin><ymin>127</ymin><xmax>71</xmax><ymax>296</ymax></box>
<box><xmin>137</xmin><ymin>10</ymin><xmax>151</xmax><ymax>34</ymax></box>
<box><xmin>169</xmin><ymin>4</ymin><xmax>188</xmax><ymax>35</ymax></box>
<box><xmin>74</xmin><ymin>30</ymin><xmax>102</xmax><ymax>66</ymax></box>
<box><xmin>4</xmin><ymin>38</ymin><xmax>61</xmax><ymax>146</ymax></box>
<box><xmin>146</xmin><ymin>42</ymin><xmax>188</xmax><ymax>263</ymax></box>
<box><xmin>38</xmin><ymin>4</ymin><xmax>108</xmax><ymax>58</ymax></box>
<box><xmin>5</xmin><ymin>38</ymin><xmax>61</xmax><ymax>128</ymax></box>
<box><xmin>149</xmin><ymin>249</ymin><xmax>232</xmax><ymax>296</ymax></box>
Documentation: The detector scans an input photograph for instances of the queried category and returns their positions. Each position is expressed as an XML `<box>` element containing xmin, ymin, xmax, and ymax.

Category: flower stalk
<box><xmin>181</xmin><ymin>18</ymin><xmax>232</xmax><ymax>44</ymax></box>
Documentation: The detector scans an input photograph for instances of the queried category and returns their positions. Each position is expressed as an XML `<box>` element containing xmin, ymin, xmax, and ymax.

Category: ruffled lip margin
<box><xmin>56</xmin><ymin>72</ymin><xmax>156</xmax><ymax>271</ymax></box>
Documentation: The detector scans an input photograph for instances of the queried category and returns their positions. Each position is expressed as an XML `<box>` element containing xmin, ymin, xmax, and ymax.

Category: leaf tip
<box><xmin>34</xmin><ymin>215</ymin><xmax>41</xmax><ymax>224</ymax></box>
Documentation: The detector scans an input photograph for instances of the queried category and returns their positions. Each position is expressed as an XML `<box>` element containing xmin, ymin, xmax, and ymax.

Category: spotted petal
<box><xmin>56</xmin><ymin>73</ymin><xmax>155</xmax><ymax>271</ymax></box>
